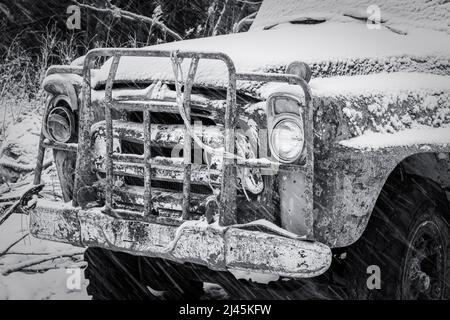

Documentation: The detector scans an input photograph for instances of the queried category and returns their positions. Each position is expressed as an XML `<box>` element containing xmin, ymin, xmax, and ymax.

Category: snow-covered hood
<box><xmin>251</xmin><ymin>0</ymin><xmax>450</xmax><ymax>34</ymax></box>
<box><xmin>92</xmin><ymin>21</ymin><xmax>450</xmax><ymax>96</ymax></box>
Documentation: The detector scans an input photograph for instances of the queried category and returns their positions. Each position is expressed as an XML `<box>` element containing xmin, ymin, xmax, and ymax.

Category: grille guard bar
<box><xmin>35</xmin><ymin>48</ymin><xmax>313</xmax><ymax>229</ymax></box>
<box><xmin>30</xmin><ymin>203</ymin><xmax>331</xmax><ymax>279</ymax></box>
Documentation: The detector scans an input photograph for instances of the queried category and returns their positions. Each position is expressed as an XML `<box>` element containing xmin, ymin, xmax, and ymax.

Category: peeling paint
<box><xmin>30</xmin><ymin>202</ymin><xmax>331</xmax><ymax>278</ymax></box>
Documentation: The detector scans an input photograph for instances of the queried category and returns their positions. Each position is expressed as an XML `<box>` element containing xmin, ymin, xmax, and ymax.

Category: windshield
<box><xmin>251</xmin><ymin>0</ymin><xmax>450</xmax><ymax>34</ymax></box>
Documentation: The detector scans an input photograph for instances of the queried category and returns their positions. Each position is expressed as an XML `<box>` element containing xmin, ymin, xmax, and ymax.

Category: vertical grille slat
<box><xmin>181</xmin><ymin>56</ymin><xmax>199</xmax><ymax>220</ymax></box>
<box><xmin>143</xmin><ymin>109</ymin><xmax>152</xmax><ymax>217</ymax></box>
<box><xmin>104</xmin><ymin>55</ymin><xmax>121</xmax><ymax>214</ymax></box>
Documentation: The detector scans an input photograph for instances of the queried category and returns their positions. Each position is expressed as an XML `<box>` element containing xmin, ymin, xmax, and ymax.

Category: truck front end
<box><xmin>30</xmin><ymin>48</ymin><xmax>331</xmax><ymax>281</ymax></box>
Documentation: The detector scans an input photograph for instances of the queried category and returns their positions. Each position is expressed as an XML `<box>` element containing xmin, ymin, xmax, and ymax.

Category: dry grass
<box><xmin>0</xmin><ymin>24</ymin><xmax>86</xmax><ymax>142</ymax></box>
<box><xmin>0</xmin><ymin>22</ymin><xmax>168</xmax><ymax>141</ymax></box>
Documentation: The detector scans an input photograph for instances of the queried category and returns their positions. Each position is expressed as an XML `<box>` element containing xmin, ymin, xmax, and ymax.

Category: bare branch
<box><xmin>213</xmin><ymin>0</ymin><xmax>231</xmax><ymax>36</ymax></box>
<box><xmin>1</xmin><ymin>249</ymin><xmax>85</xmax><ymax>275</ymax></box>
<box><xmin>20</xmin><ymin>260</ymin><xmax>87</xmax><ymax>273</ymax></box>
<box><xmin>233</xmin><ymin>11</ymin><xmax>257</xmax><ymax>33</ymax></box>
<box><xmin>72</xmin><ymin>0</ymin><xmax>183</xmax><ymax>41</ymax></box>
<box><xmin>236</xmin><ymin>0</ymin><xmax>262</xmax><ymax>4</ymax></box>
<box><xmin>3</xmin><ymin>251</ymin><xmax>53</xmax><ymax>256</ymax></box>
<box><xmin>0</xmin><ymin>158</ymin><xmax>52</xmax><ymax>174</ymax></box>
<box><xmin>0</xmin><ymin>233</ymin><xmax>28</xmax><ymax>257</ymax></box>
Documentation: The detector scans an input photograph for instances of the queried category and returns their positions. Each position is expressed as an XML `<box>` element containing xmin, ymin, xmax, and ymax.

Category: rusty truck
<box><xmin>17</xmin><ymin>0</ymin><xmax>450</xmax><ymax>299</ymax></box>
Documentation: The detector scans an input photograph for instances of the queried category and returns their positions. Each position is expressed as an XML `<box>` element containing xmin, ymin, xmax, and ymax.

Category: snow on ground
<box><xmin>0</xmin><ymin>214</ymin><xmax>89</xmax><ymax>300</ymax></box>
<box><xmin>0</xmin><ymin>113</ymin><xmax>43</xmax><ymax>166</ymax></box>
<box><xmin>0</xmin><ymin>104</ymin><xmax>89</xmax><ymax>300</ymax></box>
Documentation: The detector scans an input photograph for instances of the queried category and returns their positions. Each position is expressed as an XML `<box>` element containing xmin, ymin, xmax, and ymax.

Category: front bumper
<box><xmin>30</xmin><ymin>200</ymin><xmax>331</xmax><ymax>279</ymax></box>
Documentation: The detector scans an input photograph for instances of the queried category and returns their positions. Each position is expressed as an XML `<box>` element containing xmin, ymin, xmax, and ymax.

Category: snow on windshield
<box><xmin>251</xmin><ymin>0</ymin><xmax>450</xmax><ymax>34</ymax></box>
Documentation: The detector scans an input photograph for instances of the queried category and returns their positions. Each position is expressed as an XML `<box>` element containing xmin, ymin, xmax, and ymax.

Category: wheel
<box><xmin>84</xmin><ymin>247</ymin><xmax>204</xmax><ymax>300</ymax></box>
<box><xmin>400</xmin><ymin>213</ymin><xmax>448</xmax><ymax>299</ymax></box>
<box><xmin>343</xmin><ymin>172</ymin><xmax>450</xmax><ymax>299</ymax></box>
<box><xmin>52</xmin><ymin>149</ymin><xmax>76</xmax><ymax>202</ymax></box>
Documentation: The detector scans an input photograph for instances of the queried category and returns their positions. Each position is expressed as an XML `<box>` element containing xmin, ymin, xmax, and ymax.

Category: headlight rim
<box><xmin>44</xmin><ymin>96</ymin><xmax>76</xmax><ymax>143</ymax></box>
<box><xmin>267</xmin><ymin>90</ymin><xmax>306</xmax><ymax>165</ymax></box>
<box><xmin>270</xmin><ymin>116</ymin><xmax>305</xmax><ymax>164</ymax></box>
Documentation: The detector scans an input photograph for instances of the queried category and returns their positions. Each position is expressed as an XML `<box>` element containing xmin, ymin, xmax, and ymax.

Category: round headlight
<box><xmin>46</xmin><ymin>105</ymin><xmax>75</xmax><ymax>143</ymax></box>
<box><xmin>270</xmin><ymin>118</ymin><xmax>304</xmax><ymax>163</ymax></box>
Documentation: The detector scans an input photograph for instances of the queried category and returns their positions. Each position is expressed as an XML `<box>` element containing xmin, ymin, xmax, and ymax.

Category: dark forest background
<box><xmin>0</xmin><ymin>0</ymin><xmax>261</xmax><ymax>100</ymax></box>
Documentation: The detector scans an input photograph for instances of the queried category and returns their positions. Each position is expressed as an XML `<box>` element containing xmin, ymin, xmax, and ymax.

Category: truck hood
<box><xmin>92</xmin><ymin>21</ymin><xmax>450</xmax><ymax>97</ymax></box>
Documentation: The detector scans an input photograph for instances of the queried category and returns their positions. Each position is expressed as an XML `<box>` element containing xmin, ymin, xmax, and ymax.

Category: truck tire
<box><xmin>345</xmin><ymin>173</ymin><xmax>450</xmax><ymax>299</ymax></box>
<box><xmin>84</xmin><ymin>247</ymin><xmax>204</xmax><ymax>300</ymax></box>
<box><xmin>52</xmin><ymin>150</ymin><xmax>76</xmax><ymax>202</ymax></box>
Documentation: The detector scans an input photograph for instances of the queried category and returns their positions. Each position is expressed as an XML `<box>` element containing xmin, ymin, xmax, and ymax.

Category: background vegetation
<box><xmin>0</xmin><ymin>0</ymin><xmax>261</xmax><ymax>121</ymax></box>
